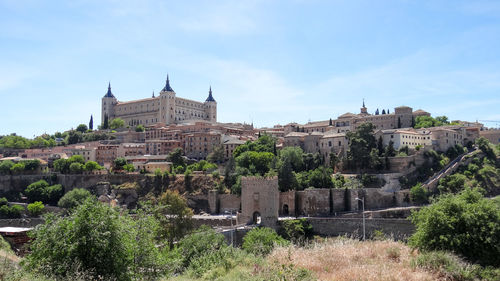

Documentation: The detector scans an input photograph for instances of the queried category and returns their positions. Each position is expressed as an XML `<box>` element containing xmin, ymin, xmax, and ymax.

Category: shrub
<box><xmin>279</xmin><ymin>218</ymin><xmax>313</xmax><ymax>243</ymax></box>
<box><xmin>24</xmin><ymin>199</ymin><xmax>165</xmax><ymax>280</ymax></box>
<box><xmin>176</xmin><ymin>225</ymin><xmax>227</xmax><ymax>270</ymax></box>
<box><xmin>45</xmin><ymin>184</ymin><xmax>63</xmax><ymax>205</ymax></box>
<box><xmin>0</xmin><ymin>160</ymin><xmax>14</xmax><ymax>174</ymax></box>
<box><xmin>27</xmin><ymin>201</ymin><xmax>45</xmax><ymax>217</ymax></box>
<box><xmin>10</xmin><ymin>162</ymin><xmax>25</xmax><ymax>173</ymax></box>
<box><xmin>0</xmin><ymin>197</ymin><xmax>7</xmax><ymax>206</ymax></box>
<box><xmin>69</xmin><ymin>162</ymin><xmax>83</xmax><ymax>174</ymax></box>
<box><xmin>410</xmin><ymin>183</ymin><xmax>428</xmax><ymax>205</ymax></box>
<box><xmin>409</xmin><ymin>188</ymin><xmax>500</xmax><ymax>266</ymax></box>
<box><xmin>57</xmin><ymin>188</ymin><xmax>94</xmax><ymax>210</ymax></box>
<box><xmin>242</xmin><ymin>227</ymin><xmax>288</xmax><ymax>256</ymax></box>
<box><xmin>25</xmin><ymin>180</ymin><xmax>49</xmax><ymax>203</ymax></box>
<box><xmin>83</xmin><ymin>161</ymin><xmax>101</xmax><ymax>171</ymax></box>
<box><xmin>0</xmin><ymin>204</ymin><xmax>24</xmax><ymax>219</ymax></box>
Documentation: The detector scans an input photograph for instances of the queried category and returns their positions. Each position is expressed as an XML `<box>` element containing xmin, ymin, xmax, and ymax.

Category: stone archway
<box><xmin>252</xmin><ymin>211</ymin><xmax>262</xmax><ymax>225</ymax></box>
<box><xmin>283</xmin><ymin>204</ymin><xmax>289</xmax><ymax>216</ymax></box>
<box><xmin>238</xmin><ymin>177</ymin><xmax>279</xmax><ymax>229</ymax></box>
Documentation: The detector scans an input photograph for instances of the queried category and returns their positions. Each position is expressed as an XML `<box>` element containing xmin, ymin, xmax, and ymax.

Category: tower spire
<box><xmin>362</xmin><ymin>98</ymin><xmax>365</xmax><ymax>108</ymax></box>
<box><xmin>163</xmin><ymin>74</ymin><xmax>174</xmax><ymax>92</ymax></box>
<box><xmin>104</xmin><ymin>82</ymin><xmax>115</xmax><ymax>98</ymax></box>
<box><xmin>152</xmin><ymin>91</ymin><xmax>155</xmax><ymax>98</ymax></box>
<box><xmin>206</xmin><ymin>85</ymin><xmax>215</xmax><ymax>102</ymax></box>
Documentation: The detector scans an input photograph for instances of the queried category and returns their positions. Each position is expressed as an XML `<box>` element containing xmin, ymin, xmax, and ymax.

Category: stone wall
<box><xmin>219</xmin><ymin>194</ymin><xmax>240</xmax><ymax>213</ymax></box>
<box><xmin>297</xmin><ymin>189</ymin><xmax>331</xmax><ymax>216</ymax></box>
<box><xmin>307</xmin><ymin>217</ymin><xmax>415</xmax><ymax>240</ymax></box>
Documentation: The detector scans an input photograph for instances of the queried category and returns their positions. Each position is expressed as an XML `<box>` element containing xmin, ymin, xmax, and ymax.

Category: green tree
<box><xmin>135</xmin><ymin>124</ymin><xmax>145</xmax><ymax>132</ymax></box>
<box><xmin>89</xmin><ymin>115</ymin><xmax>94</xmax><ymax>130</ymax></box>
<box><xmin>69</xmin><ymin>162</ymin><xmax>83</xmax><ymax>174</ymax></box>
<box><xmin>10</xmin><ymin>162</ymin><xmax>25</xmax><ymax>173</ymax></box>
<box><xmin>169</xmin><ymin>148</ymin><xmax>186</xmax><ymax>168</ymax></box>
<box><xmin>84</xmin><ymin>161</ymin><xmax>102</xmax><ymax>171</ymax></box>
<box><xmin>475</xmin><ymin>137</ymin><xmax>496</xmax><ymax>161</ymax></box>
<box><xmin>25</xmin><ymin>180</ymin><xmax>49</xmax><ymax>203</ymax></box>
<box><xmin>103</xmin><ymin>113</ymin><xmax>109</xmax><ymax>129</ymax></box>
<box><xmin>346</xmin><ymin>122</ymin><xmax>377</xmax><ymax>171</ymax></box>
<box><xmin>207</xmin><ymin>144</ymin><xmax>225</xmax><ymax>164</ymax></box>
<box><xmin>279</xmin><ymin>146</ymin><xmax>304</xmax><ymax>172</ymax></box>
<box><xmin>235</xmin><ymin>151</ymin><xmax>275</xmax><ymax>176</ymax></box>
<box><xmin>76</xmin><ymin>124</ymin><xmax>88</xmax><ymax>133</ymax></box>
<box><xmin>410</xmin><ymin>183</ymin><xmax>428</xmax><ymax>205</ymax></box>
<box><xmin>409</xmin><ymin>188</ymin><xmax>500</xmax><ymax>266</ymax></box>
<box><xmin>58</xmin><ymin>188</ymin><xmax>94</xmax><ymax>209</ymax></box>
<box><xmin>109</xmin><ymin>118</ymin><xmax>125</xmax><ymax>129</ymax></box>
<box><xmin>153</xmin><ymin>190</ymin><xmax>194</xmax><ymax>248</ymax></box>
<box><xmin>113</xmin><ymin>157</ymin><xmax>127</xmax><ymax>170</ymax></box>
<box><xmin>278</xmin><ymin>158</ymin><xmax>298</xmax><ymax>191</ymax></box>
<box><xmin>233</xmin><ymin>134</ymin><xmax>276</xmax><ymax>158</ymax></box>
<box><xmin>0</xmin><ymin>160</ymin><xmax>14</xmax><ymax>174</ymax></box>
<box><xmin>66</xmin><ymin>130</ymin><xmax>83</xmax><ymax>145</ymax></box>
<box><xmin>24</xmin><ymin>199</ymin><xmax>164</xmax><ymax>280</ymax></box>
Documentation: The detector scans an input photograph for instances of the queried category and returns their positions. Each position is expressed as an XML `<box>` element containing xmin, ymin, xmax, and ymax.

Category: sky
<box><xmin>1</xmin><ymin>0</ymin><xmax>500</xmax><ymax>138</ymax></box>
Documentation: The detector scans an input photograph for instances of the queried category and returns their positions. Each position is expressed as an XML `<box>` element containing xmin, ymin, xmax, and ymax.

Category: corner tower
<box><xmin>159</xmin><ymin>75</ymin><xmax>176</xmax><ymax>124</ymax></box>
<box><xmin>101</xmin><ymin>82</ymin><xmax>117</xmax><ymax>126</ymax></box>
<box><xmin>204</xmin><ymin>86</ymin><xmax>217</xmax><ymax>123</ymax></box>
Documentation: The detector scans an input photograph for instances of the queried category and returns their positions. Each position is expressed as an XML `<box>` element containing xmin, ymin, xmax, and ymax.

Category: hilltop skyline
<box><xmin>2</xmin><ymin>0</ymin><xmax>500</xmax><ymax>137</ymax></box>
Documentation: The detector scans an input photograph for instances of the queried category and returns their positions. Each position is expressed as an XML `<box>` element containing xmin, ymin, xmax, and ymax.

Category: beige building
<box><xmin>145</xmin><ymin>139</ymin><xmax>182</xmax><ymax>155</ymax></box>
<box><xmin>117</xmin><ymin>143</ymin><xmax>145</xmax><ymax>158</ymax></box>
<box><xmin>222</xmin><ymin>136</ymin><xmax>246</xmax><ymax>160</ymax></box>
<box><xmin>429</xmin><ymin>127</ymin><xmax>464</xmax><ymax>152</ymax></box>
<box><xmin>479</xmin><ymin>128</ymin><xmax>500</xmax><ymax>144</ymax></box>
<box><xmin>184</xmin><ymin>131</ymin><xmax>222</xmax><ymax>160</ymax></box>
<box><xmin>95</xmin><ymin>144</ymin><xmax>119</xmax><ymax>166</ymax></box>
<box><xmin>101</xmin><ymin>75</ymin><xmax>217</xmax><ymax>128</ymax></box>
<box><xmin>67</xmin><ymin>146</ymin><xmax>97</xmax><ymax>162</ymax></box>
<box><xmin>380</xmin><ymin>129</ymin><xmax>432</xmax><ymax>150</ymax></box>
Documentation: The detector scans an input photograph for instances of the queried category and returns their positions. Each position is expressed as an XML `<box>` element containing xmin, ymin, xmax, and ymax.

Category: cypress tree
<box><xmin>103</xmin><ymin>113</ymin><xmax>109</xmax><ymax>129</ymax></box>
<box><xmin>89</xmin><ymin>115</ymin><xmax>93</xmax><ymax>130</ymax></box>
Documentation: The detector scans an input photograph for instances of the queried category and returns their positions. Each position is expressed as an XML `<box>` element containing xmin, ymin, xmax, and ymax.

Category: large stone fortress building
<box><xmin>101</xmin><ymin>75</ymin><xmax>217</xmax><ymax>127</ymax></box>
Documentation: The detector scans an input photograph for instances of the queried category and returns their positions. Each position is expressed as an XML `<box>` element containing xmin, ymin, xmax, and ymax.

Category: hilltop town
<box><xmin>1</xmin><ymin>76</ymin><xmax>499</xmax><ymax>280</ymax></box>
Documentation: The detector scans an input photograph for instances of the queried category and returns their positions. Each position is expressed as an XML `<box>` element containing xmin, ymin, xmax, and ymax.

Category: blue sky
<box><xmin>1</xmin><ymin>0</ymin><xmax>500</xmax><ymax>137</ymax></box>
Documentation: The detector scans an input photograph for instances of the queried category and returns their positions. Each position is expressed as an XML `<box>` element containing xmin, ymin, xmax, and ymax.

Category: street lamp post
<box><xmin>225</xmin><ymin>210</ymin><xmax>234</xmax><ymax>246</ymax></box>
<box><xmin>355</xmin><ymin>197</ymin><xmax>365</xmax><ymax>240</ymax></box>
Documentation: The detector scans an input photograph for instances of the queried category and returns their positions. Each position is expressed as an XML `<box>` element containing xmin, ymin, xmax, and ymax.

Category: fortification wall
<box><xmin>218</xmin><ymin>194</ymin><xmax>240</xmax><ymax>213</ymax></box>
<box><xmin>307</xmin><ymin>217</ymin><xmax>414</xmax><ymax>240</ymax></box>
<box><xmin>297</xmin><ymin>189</ymin><xmax>330</xmax><ymax>216</ymax></box>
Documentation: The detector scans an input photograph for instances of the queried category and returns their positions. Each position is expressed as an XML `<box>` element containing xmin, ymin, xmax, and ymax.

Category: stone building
<box><xmin>101</xmin><ymin>75</ymin><xmax>217</xmax><ymax>127</ymax></box>
<box><xmin>380</xmin><ymin>129</ymin><xmax>432</xmax><ymax>150</ymax></box>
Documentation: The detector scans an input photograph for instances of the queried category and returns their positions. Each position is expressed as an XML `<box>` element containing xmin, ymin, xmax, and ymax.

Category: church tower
<box><xmin>101</xmin><ymin>82</ymin><xmax>117</xmax><ymax>126</ymax></box>
<box><xmin>360</xmin><ymin>99</ymin><xmax>368</xmax><ymax>115</ymax></box>
<box><xmin>159</xmin><ymin>74</ymin><xmax>176</xmax><ymax>124</ymax></box>
<box><xmin>204</xmin><ymin>86</ymin><xmax>217</xmax><ymax>123</ymax></box>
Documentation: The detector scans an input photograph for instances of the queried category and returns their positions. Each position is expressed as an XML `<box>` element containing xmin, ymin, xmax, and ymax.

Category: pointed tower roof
<box><xmin>104</xmin><ymin>82</ymin><xmax>115</xmax><ymax>98</ymax></box>
<box><xmin>152</xmin><ymin>91</ymin><xmax>155</xmax><ymax>98</ymax></box>
<box><xmin>205</xmin><ymin>86</ymin><xmax>216</xmax><ymax>102</ymax></box>
<box><xmin>162</xmin><ymin>74</ymin><xmax>174</xmax><ymax>92</ymax></box>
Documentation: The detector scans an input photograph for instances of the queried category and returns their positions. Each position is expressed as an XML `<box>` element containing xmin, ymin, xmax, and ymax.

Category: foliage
<box><xmin>0</xmin><ymin>160</ymin><xmax>14</xmax><ymax>174</ymax></box>
<box><xmin>57</xmin><ymin>188</ymin><xmax>94</xmax><ymax>209</ymax></box>
<box><xmin>0</xmin><ymin>204</ymin><xmax>24</xmax><ymax>219</ymax></box>
<box><xmin>279</xmin><ymin>218</ymin><xmax>313</xmax><ymax>244</ymax></box>
<box><xmin>76</xmin><ymin>124</ymin><xmax>88</xmax><ymax>133</ymax></box>
<box><xmin>414</xmin><ymin>115</ymin><xmax>456</xmax><ymax>129</ymax></box>
<box><xmin>169</xmin><ymin>148</ymin><xmax>186</xmax><ymax>169</ymax></box>
<box><xmin>206</xmin><ymin>144</ymin><xmax>225</xmax><ymax>164</ymax></box>
<box><xmin>0</xmin><ymin>197</ymin><xmax>7</xmax><ymax>206</ymax></box>
<box><xmin>152</xmin><ymin>190</ymin><xmax>194</xmax><ymax>247</ymax></box>
<box><xmin>109</xmin><ymin>117</ymin><xmax>125</xmax><ymax>129</ymax></box>
<box><xmin>186</xmin><ymin>160</ymin><xmax>217</xmax><ymax>172</ymax></box>
<box><xmin>345</xmin><ymin>123</ymin><xmax>378</xmax><ymax>171</ymax></box>
<box><xmin>123</xmin><ymin>163</ymin><xmax>135</xmax><ymax>172</ymax></box>
<box><xmin>24</xmin><ymin>180</ymin><xmax>63</xmax><ymax>205</ymax></box>
<box><xmin>24</xmin><ymin>199</ymin><xmax>166</xmax><ymax>280</ymax></box>
<box><xmin>438</xmin><ymin>173</ymin><xmax>469</xmax><ymax>194</ymax></box>
<box><xmin>83</xmin><ymin>160</ymin><xmax>102</xmax><ymax>171</ymax></box>
<box><xmin>233</xmin><ymin>135</ymin><xmax>276</xmax><ymax>158</ymax></box>
<box><xmin>411</xmin><ymin>251</ymin><xmax>500</xmax><ymax>281</ymax></box>
<box><xmin>135</xmin><ymin>124</ymin><xmax>145</xmax><ymax>132</ymax></box>
<box><xmin>113</xmin><ymin>157</ymin><xmax>127</xmax><ymax>170</ymax></box>
<box><xmin>176</xmin><ymin>225</ymin><xmax>227</xmax><ymax>269</ymax></box>
<box><xmin>10</xmin><ymin>162</ymin><xmax>25</xmax><ymax>173</ymax></box>
<box><xmin>242</xmin><ymin>227</ymin><xmax>289</xmax><ymax>256</ymax></box>
<box><xmin>235</xmin><ymin>151</ymin><xmax>275</xmax><ymax>176</ymax></box>
<box><xmin>410</xmin><ymin>183</ymin><xmax>428</xmax><ymax>205</ymax></box>
<box><xmin>53</xmin><ymin>155</ymin><xmax>85</xmax><ymax>174</ymax></box>
<box><xmin>69</xmin><ymin>162</ymin><xmax>83</xmax><ymax>174</ymax></box>
<box><xmin>27</xmin><ymin>201</ymin><xmax>45</xmax><ymax>217</ymax></box>
<box><xmin>476</xmin><ymin>137</ymin><xmax>497</xmax><ymax>161</ymax></box>
<box><xmin>409</xmin><ymin>188</ymin><xmax>500</xmax><ymax>266</ymax></box>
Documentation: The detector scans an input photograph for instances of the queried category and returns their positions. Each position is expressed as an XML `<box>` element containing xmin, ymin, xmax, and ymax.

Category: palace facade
<box><xmin>101</xmin><ymin>75</ymin><xmax>217</xmax><ymax>127</ymax></box>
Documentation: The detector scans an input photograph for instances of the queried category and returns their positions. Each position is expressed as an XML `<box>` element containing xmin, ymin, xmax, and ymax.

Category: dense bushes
<box><xmin>242</xmin><ymin>227</ymin><xmax>288</xmax><ymax>256</ymax></box>
<box><xmin>409</xmin><ymin>188</ymin><xmax>500</xmax><ymax>266</ymax></box>
<box><xmin>27</xmin><ymin>201</ymin><xmax>45</xmax><ymax>217</ymax></box>
<box><xmin>24</xmin><ymin>180</ymin><xmax>63</xmax><ymax>205</ymax></box>
<box><xmin>0</xmin><ymin>204</ymin><xmax>24</xmax><ymax>219</ymax></box>
<box><xmin>57</xmin><ymin>188</ymin><xmax>94</xmax><ymax>209</ymax></box>
<box><xmin>24</xmin><ymin>199</ymin><xmax>167</xmax><ymax>280</ymax></box>
<box><xmin>279</xmin><ymin>218</ymin><xmax>313</xmax><ymax>244</ymax></box>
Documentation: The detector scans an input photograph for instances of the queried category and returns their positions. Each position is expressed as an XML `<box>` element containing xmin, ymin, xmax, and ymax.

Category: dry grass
<box><xmin>267</xmin><ymin>238</ymin><xmax>444</xmax><ymax>281</ymax></box>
